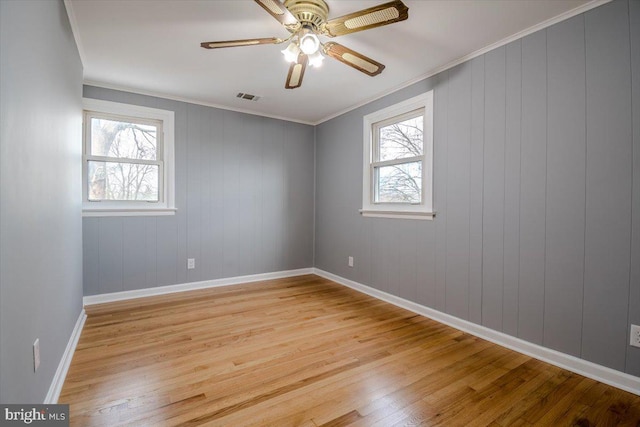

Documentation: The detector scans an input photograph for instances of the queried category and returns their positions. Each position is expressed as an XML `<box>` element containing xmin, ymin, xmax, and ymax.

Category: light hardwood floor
<box><xmin>60</xmin><ymin>275</ymin><xmax>640</xmax><ymax>426</ymax></box>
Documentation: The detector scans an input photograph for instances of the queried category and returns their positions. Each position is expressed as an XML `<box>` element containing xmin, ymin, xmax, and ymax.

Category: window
<box><xmin>82</xmin><ymin>99</ymin><xmax>175</xmax><ymax>216</ymax></box>
<box><xmin>361</xmin><ymin>91</ymin><xmax>434</xmax><ymax>220</ymax></box>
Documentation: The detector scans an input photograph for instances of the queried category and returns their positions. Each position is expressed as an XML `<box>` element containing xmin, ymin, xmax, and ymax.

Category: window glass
<box><xmin>377</xmin><ymin>113</ymin><xmax>423</xmax><ymax>162</ymax></box>
<box><xmin>86</xmin><ymin>113</ymin><xmax>162</xmax><ymax>203</ymax></box>
<box><xmin>90</xmin><ymin>117</ymin><xmax>158</xmax><ymax>160</ymax></box>
<box><xmin>87</xmin><ymin>160</ymin><xmax>159</xmax><ymax>202</ymax></box>
<box><xmin>374</xmin><ymin>161</ymin><xmax>422</xmax><ymax>204</ymax></box>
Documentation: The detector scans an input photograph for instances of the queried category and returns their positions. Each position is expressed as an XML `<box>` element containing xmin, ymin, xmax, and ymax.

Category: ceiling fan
<box><xmin>201</xmin><ymin>0</ymin><xmax>409</xmax><ymax>89</ymax></box>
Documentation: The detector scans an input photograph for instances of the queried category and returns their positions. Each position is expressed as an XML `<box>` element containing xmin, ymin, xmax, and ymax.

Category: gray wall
<box><xmin>82</xmin><ymin>87</ymin><xmax>315</xmax><ymax>296</ymax></box>
<box><xmin>315</xmin><ymin>0</ymin><xmax>640</xmax><ymax>377</ymax></box>
<box><xmin>0</xmin><ymin>0</ymin><xmax>84</xmax><ymax>402</ymax></box>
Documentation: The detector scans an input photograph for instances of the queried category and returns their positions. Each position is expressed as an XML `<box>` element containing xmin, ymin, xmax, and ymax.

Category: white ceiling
<box><xmin>67</xmin><ymin>0</ymin><xmax>602</xmax><ymax>124</ymax></box>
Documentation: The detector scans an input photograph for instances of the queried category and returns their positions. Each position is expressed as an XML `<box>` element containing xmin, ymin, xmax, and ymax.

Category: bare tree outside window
<box><xmin>87</xmin><ymin>117</ymin><xmax>161</xmax><ymax>201</ymax></box>
<box><xmin>374</xmin><ymin>113</ymin><xmax>424</xmax><ymax>203</ymax></box>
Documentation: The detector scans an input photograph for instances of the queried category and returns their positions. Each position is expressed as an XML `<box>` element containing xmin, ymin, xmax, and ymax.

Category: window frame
<box><xmin>82</xmin><ymin>98</ymin><xmax>176</xmax><ymax>216</ymax></box>
<box><xmin>361</xmin><ymin>91</ymin><xmax>434</xmax><ymax>220</ymax></box>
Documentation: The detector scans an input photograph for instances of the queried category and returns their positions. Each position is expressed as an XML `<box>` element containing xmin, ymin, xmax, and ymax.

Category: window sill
<box><xmin>82</xmin><ymin>208</ymin><xmax>177</xmax><ymax>217</ymax></box>
<box><xmin>359</xmin><ymin>209</ymin><xmax>435</xmax><ymax>220</ymax></box>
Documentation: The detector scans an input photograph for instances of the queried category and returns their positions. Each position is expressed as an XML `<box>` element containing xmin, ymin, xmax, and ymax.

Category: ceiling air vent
<box><xmin>236</xmin><ymin>92</ymin><xmax>261</xmax><ymax>101</ymax></box>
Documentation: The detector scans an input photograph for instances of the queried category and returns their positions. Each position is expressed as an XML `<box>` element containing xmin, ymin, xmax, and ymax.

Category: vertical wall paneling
<box><xmin>198</xmin><ymin>107</ymin><xmax>214</xmax><ymax>279</ymax></box>
<box><xmin>145</xmin><ymin>218</ymin><xmax>158</xmax><ymax>287</ymax></box>
<box><xmin>174</xmin><ymin>103</ymin><xmax>189</xmax><ymax>285</ymax></box>
<box><xmin>384</xmin><ymin>221</ymin><xmax>397</xmax><ymax>296</ymax></box>
<box><xmin>628</xmin><ymin>0</ymin><xmax>640</xmax><ymax>377</ymax></box>
<box><xmin>332</xmin><ymin>113</ymin><xmax>362</xmax><ymax>279</ymax></box>
<box><xmin>353</xmin><ymin>114</ymin><xmax>371</xmax><ymax>286</ymax></box>
<box><xmin>397</xmin><ymin>221</ymin><xmax>418</xmax><ymax>302</ymax></box>
<box><xmin>583</xmin><ymin>0</ymin><xmax>633</xmax><ymax>371</ymax></box>
<box><xmin>99</xmin><ymin>218</ymin><xmax>124</xmax><ymax>294</ymax></box>
<box><xmin>83</xmin><ymin>219</ymin><xmax>101</xmax><ymax>297</ymax></box>
<box><xmin>283</xmin><ymin>120</ymin><xmax>295</xmax><ymax>270</ymax></box>
<box><xmin>237</xmin><ymin>115</ymin><xmax>260</xmax><ymax>274</ymax></box>
<box><xmin>387</xmin><ymin>223</ymin><xmax>402</xmax><ymax>297</ymax></box>
<box><xmin>415</xmin><ymin>220</ymin><xmax>437</xmax><ymax>308</ymax></box>
<box><xmin>482</xmin><ymin>47</ymin><xmax>507</xmax><ymax>331</ymax></box>
<box><xmin>445</xmin><ymin>63</ymin><xmax>472</xmax><ymax>320</ymax></box>
<box><xmin>222</xmin><ymin>111</ymin><xmax>241</xmax><ymax>278</ymax></box>
<box><xmin>252</xmin><ymin>116</ymin><xmax>268</xmax><ymax>271</ymax></box>
<box><xmin>357</xmin><ymin>219</ymin><xmax>374</xmax><ymax>292</ymax></box>
<box><xmin>314</xmin><ymin>118</ymin><xmax>339</xmax><ymax>275</ymax></box>
<box><xmin>518</xmin><ymin>30</ymin><xmax>547</xmax><ymax>345</ymax></box>
<box><xmin>392</xmin><ymin>218</ymin><xmax>417</xmax><ymax>299</ymax></box>
<box><xmin>434</xmin><ymin>73</ymin><xmax>449</xmax><ymax>312</ymax></box>
<box><xmin>503</xmin><ymin>41</ymin><xmax>522</xmax><ymax>337</ymax></box>
<box><xmin>261</xmin><ymin>118</ymin><xmax>285</xmax><ymax>273</ymax></box>
<box><xmin>155</xmin><ymin>216</ymin><xmax>178</xmax><ymax>287</ymax></box>
<box><xmin>122</xmin><ymin>217</ymin><xmax>148</xmax><ymax>291</ymax></box>
<box><xmin>284</xmin><ymin>123</ymin><xmax>315</xmax><ymax>270</ymax></box>
<box><xmin>207</xmin><ymin>108</ymin><xmax>226</xmax><ymax>278</ymax></box>
<box><xmin>186</xmin><ymin>104</ymin><xmax>203</xmax><ymax>282</ymax></box>
<box><xmin>370</xmin><ymin>219</ymin><xmax>390</xmax><ymax>294</ymax></box>
<box><xmin>468</xmin><ymin>56</ymin><xmax>486</xmax><ymax>325</ymax></box>
<box><xmin>544</xmin><ymin>15</ymin><xmax>587</xmax><ymax>357</ymax></box>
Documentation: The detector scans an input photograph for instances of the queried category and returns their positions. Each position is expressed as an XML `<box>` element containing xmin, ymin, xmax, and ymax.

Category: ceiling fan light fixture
<box><xmin>202</xmin><ymin>0</ymin><xmax>409</xmax><ymax>89</ymax></box>
<box><xmin>308</xmin><ymin>50</ymin><xmax>324</xmax><ymax>67</ymax></box>
<box><xmin>281</xmin><ymin>42</ymin><xmax>301</xmax><ymax>63</ymax></box>
<box><xmin>299</xmin><ymin>33</ymin><xmax>320</xmax><ymax>55</ymax></box>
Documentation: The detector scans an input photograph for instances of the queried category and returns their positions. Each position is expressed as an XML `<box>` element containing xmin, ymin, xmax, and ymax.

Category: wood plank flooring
<box><xmin>60</xmin><ymin>275</ymin><xmax>640</xmax><ymax>426</ymax></box>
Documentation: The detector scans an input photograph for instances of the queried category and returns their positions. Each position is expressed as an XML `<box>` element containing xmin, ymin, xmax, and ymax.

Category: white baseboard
<box><xmin>313</xmin><ymin>268</ymin><xmax>640</xmax><ymax>396</ymax></box>
<box><xmin>83</xmin><ymin>268</ymin><xmax>315</xmax><ymax>306</ymax></box>
<box><xmin>44</xmin><ymin>309</ymin><xmax>87</xmax><ymax>404</ymax></box>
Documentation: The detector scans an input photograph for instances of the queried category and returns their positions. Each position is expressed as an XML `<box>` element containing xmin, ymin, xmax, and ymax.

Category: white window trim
<box><xmin>82</xmin><ymin>98</ymin><xmax>176</xmax><ymax>217</ymax></box>
<box><xmin>361</xmin><ymin>91</ymin><xmax>434</xmax><ymax>220</ymax></box>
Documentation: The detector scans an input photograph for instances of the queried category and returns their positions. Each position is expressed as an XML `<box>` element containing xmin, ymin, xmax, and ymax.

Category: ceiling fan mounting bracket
<box><xmin>283</xmin><ymin>0</ymin><xmax>329</xmax><ymax>32</ymax></box>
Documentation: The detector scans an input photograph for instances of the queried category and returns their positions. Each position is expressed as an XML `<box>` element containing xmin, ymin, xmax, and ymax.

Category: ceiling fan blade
<box><xmin>254</xmin><ymin>0</ymin><xmax>300</xmax><ymax>30</ymax></box>
<box><xmin>324</xmin><ymin>42</ymin><xmax>385</xmax><ymax>76</ymax></box>
<box><xmin>285</xmin><ymin>54</ymin><xmax>308</xmax><ymax>89</ymax></box>
<box><xmin>321</xmin><ymin>0</ymin><xmax>409</xmax><ymax>37</ymax></box>
<box><xmin>200</xmin><ymin>37</ymin><xmax>281</xmax><ymax>49</ymax></box>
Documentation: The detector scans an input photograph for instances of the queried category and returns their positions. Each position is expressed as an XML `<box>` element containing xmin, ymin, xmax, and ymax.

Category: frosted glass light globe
<box><xmin>299</xmin><ymin>33</ymin><xmax>320</xmax><ymax>55</ymax></box>
<box><xmin>308</xmin><ymin>50</ymin><xmax>324</xmax><ymax>67</ymax></box>
<box><xmin>281</xmin><ymin>42</ymin><xmax>300</xmax><ymax>63</ymax></box>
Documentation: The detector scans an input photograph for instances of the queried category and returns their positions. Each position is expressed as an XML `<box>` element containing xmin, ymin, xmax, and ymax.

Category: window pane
<box><xmin>88</xmin><ymin>161</ymin><xmax>159</xmax><ymax>201</ymax></box>
<box><xmin>378</xmin><ymin>114</ymin><xmax>423</xmax><ymax>161</ymax></box>
<box><xmin>375</xmin><ymin>161</ymin><xmax>422</xmax><ymax>204</ymax></box>
<box><xmin>90</xmin><ymin>117</ymin><xmax>158</xmax><ymax>160</ymax></box>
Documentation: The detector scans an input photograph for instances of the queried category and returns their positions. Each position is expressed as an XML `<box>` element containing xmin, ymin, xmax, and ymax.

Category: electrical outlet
<box><xmin>348</xmin><ymin>256</ymin><xmax>354</xmax><ymax>268</ymax></box>
<box><xmin>187</xmin><ymin>258</ymin><xmax>195</xmax><ymax>270</ymax></box>
<box><xmin>631</xmin><ymin>324</ymin><xmax>640</xmax><ymax>348</ymax></box>
<box><xmin>33</xmin><ymin>339</ymin><xmax>40</xmax><ymax>372</ymax></box>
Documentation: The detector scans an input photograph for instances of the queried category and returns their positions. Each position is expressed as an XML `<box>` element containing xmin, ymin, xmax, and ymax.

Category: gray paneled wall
<box><xmin>314</xmin><ymin>0</ymin><xmax>640</xmax><ymax>376</ymax></box>
<box><xmin>544</xmin><ymin>15</ymin><xmax>586</xmax><ymax>358</ymax></box>
<box><xmin>82</xmin><ymin>87</ymin><xmax>315</xmax><ymax>296</ymax></box>
<box><xmin>629</xmin><ymin>0</ymin><xmax>640</xmax><ymax>377</ymax></box>
<box><xmin>1</xmin><ymin>0</ymin><xmax>84</xmax><ymax>402</ymax></box>
<box><xmin>582</xmin><ymin>0</ymin><xmax>633</xmax><ymax>372</ymax></box>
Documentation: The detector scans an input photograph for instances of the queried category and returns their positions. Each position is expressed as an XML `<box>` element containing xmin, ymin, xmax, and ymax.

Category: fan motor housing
<box><xmin>284</xmin><ymin>0</ymin><xmax>329</xmax><ymax>31</ymax></box>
